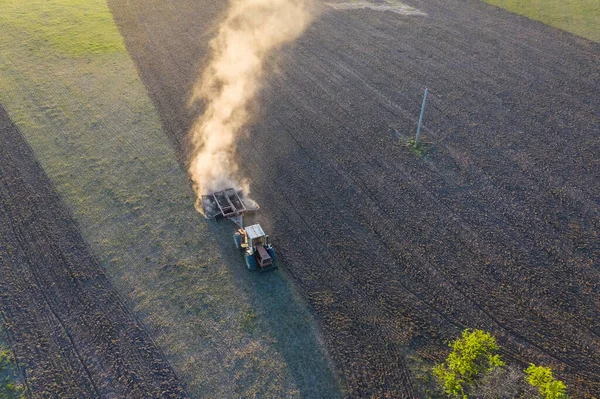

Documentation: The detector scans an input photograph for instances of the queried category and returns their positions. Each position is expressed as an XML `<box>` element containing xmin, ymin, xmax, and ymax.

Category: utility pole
<box><xmin>415</xmin><ymin>88</ymin><xmax>428</xmax><ymax>146</ymax></box>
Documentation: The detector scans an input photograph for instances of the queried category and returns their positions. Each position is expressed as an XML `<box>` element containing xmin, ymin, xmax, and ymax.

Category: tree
<box><xmin>525</xmin><ymin>364</ymin><xmax>568</xmax><ymax>399</ymax></box>
<box><xmin>433</xmin><ymin>329</ymin><xmax>505</xmax><ymax>398</ymax></box>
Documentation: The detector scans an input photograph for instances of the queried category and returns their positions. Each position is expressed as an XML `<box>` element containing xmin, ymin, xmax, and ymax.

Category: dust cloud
<box><xmin>187</xmin><ymin>0</ymin><xmax>314</xmax><ymax>204</ymax></box>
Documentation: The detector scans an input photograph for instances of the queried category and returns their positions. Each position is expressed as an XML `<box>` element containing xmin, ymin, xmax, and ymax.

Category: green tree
<box><xmin>433</xmin><ymin>329</ymin><xmax>505</xmax><ymax>398</ymax></box>
<box><xmin>525</xmin><ymin>364</ymin><xmax>568</xmax><ymax>399</ymax></box>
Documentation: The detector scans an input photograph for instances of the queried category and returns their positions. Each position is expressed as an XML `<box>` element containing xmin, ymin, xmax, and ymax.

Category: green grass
<box><xmin>482</xmin><ymin>0</ymin><xmax>600</xmax><ymax>42</ymax></box>
<box><xmin>0</xmin><ymin>0</ymin><xmax>125</xmax><ymax>56</ymax></box>
<box><xmin>0</xmin><ymin>325</ymin><xmax>25</xmax><ymax>399</ymax></box>
<box><xmin>0</xmin><ymin>1</ymin><xmax>340</xmax><ymax>398</ymax></box>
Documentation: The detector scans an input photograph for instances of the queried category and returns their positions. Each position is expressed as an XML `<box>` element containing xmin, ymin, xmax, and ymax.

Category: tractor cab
<box><xmin>234</xmin><ymin>224</ymin><xmax>276</xmax><ymax>271</ymax></box>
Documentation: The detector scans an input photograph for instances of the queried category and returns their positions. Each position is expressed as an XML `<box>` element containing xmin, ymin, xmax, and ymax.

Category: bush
<box><xmin>433</xmin><ymin>329</ymin><xmax>504</xmax><ymax>398</ymax></box>
<box><xmin>429</xmin><ymin>329</ymin><xmax>572</xmax><ymax>399</ymax></box>
<box><xmin>525</xmin><ymin>364</ymin><xmax>568</xmax><ymax>399</ymax></box>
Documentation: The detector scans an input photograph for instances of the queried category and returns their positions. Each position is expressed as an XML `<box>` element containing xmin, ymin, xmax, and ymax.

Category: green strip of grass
<box><xmin>482</xmin><ymin>0</ymin><xmax>600</xmax><ymax>42</ymax></box>
<box><xmin>0</xmin><ymin>1</ymin><xmax>340</xmax><ymax>397</ymax></box>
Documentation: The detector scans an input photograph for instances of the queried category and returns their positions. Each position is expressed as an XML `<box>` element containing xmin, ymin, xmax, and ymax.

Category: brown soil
<box><xmin>108</xmin><ymin>0</ymin><xmax>600</xmax><ymax>397</ymax></box>
<box><xmin>0</xmin><ymin>104</ymin><xmax>187</xmax><ymax>398</ymax></box>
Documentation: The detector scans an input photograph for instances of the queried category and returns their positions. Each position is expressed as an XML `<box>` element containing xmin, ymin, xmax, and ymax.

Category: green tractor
<box><xmin>234</xmin><ymin>224</ymin><xmax>276</xmax><ymax>272</ymax></box>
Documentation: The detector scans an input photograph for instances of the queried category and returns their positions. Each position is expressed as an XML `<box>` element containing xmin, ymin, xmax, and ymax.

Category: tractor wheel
<box><xmin>233</xmin><ymin>233</ymin><xmax>243</xmax><ymax>250</ymax></box>
<box><xmin>245</xmin><ymin>254</ymin><xmax>258</xmax><ymax>271</ymax></box>
<box><xmin>266</xmin><ymin>246</ymin><xmax>276</xmax><ymax>262</ymax></box>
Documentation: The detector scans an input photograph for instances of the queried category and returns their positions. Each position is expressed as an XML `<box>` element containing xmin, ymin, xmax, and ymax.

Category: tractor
<box><xmin>201</xmin><ymin>188</ymin><xmax>276</xmax><ymax>272</ymax></box>
<box><xmin>234</xmin><ymin>224</ymin><xmax>276</xmax><ymax>271</ymax></box>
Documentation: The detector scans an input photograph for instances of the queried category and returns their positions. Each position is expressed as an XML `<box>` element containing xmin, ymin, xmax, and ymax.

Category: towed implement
<box><xmin>201</xmin><ymin>188</ymin><xmax>258</xmax><ymax>227</ymax></box>
<box><xmin>201</xmin><ymin>188</ymin><xmax>276</xmax><ymax>272</ymax></box>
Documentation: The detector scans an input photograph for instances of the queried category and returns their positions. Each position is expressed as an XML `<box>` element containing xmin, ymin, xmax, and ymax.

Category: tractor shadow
<box><xmin>205</xmin><ymin>213</ymin><xmax>342</xmax><ymax>399</ymax></box>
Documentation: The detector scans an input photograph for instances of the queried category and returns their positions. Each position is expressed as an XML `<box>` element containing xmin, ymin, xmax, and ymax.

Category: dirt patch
<box><xmin>326</xmin><ymin>0</ymin><xmax>426</xmax><ymax>16</ymax></box>
<box><xmin>0</xmin><ymin>105</ymin><xmax>187</xmax><ymax>398</ymax></box>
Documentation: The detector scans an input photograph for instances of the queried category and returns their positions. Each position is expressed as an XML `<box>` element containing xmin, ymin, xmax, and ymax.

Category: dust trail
<box><xmin>187</xmin><ymin>0</ymin><xmax>314</xmax><ymax>204</ymax></box>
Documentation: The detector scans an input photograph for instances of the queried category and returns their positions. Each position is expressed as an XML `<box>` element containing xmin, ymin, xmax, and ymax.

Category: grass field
<box><xmin>0</xmin><ymin>0</ymin><xmax>125</xmax><ymax>55</ymax></box>
<box><xmin>0</xmin><ymin>0</ymin><xmax>340</xmax><ymax>397</ymax></box>
<box><xmin>0</xmin><ymin>325</ymin><xmax>24</xmax><ymax>399</ymax></box>
<box><xmin>482</xmin><ymin>0</ymin><xmax>600</xmax><ymax>42</ymax></box>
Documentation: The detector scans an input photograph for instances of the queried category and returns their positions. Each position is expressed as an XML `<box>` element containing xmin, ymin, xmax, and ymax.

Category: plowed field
<box><xmin>109</xmin><ymin>0</ymin><xmax>600</xmax><ymax>397</ymax></box>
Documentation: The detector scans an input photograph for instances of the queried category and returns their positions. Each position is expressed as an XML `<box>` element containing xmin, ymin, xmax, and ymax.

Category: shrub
<box><xmin>525</xmin><ymin>364</ymin><xmax>568</xmax><ymax>399</ymax></box>
<box><xmin>433</xmin><ymin>329</ymin><xmax>505</xmax><ymax>398</ymax></box>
